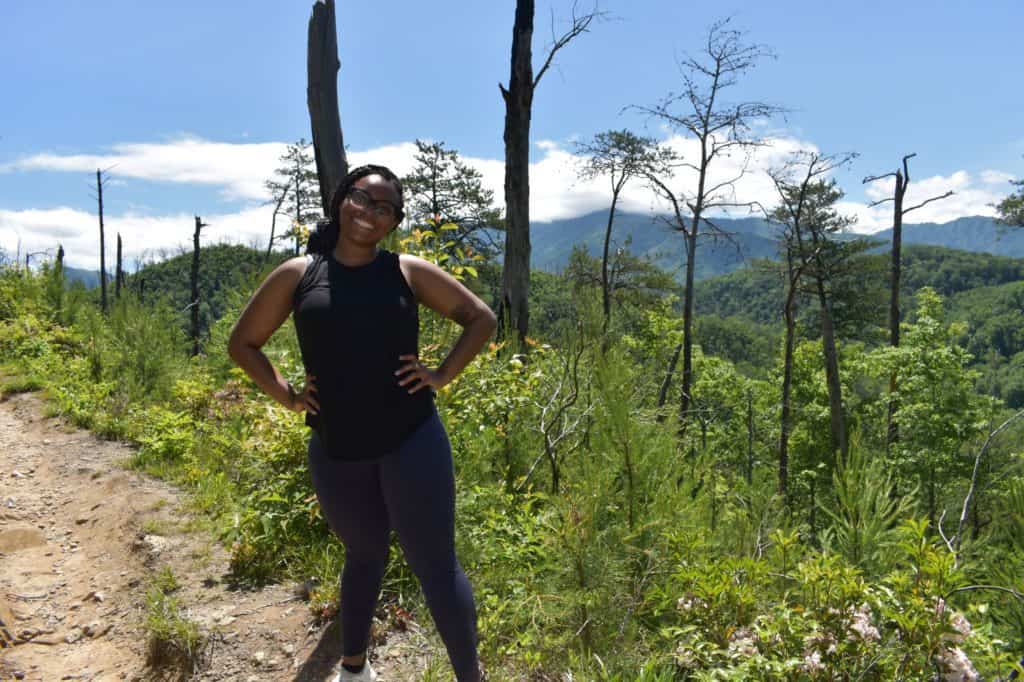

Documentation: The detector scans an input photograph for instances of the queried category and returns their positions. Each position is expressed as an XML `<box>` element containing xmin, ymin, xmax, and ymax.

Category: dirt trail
<box><xmin>0</xmin><ymin>392</ymin><xmax>436</xmax><ymax>681</ymax></box>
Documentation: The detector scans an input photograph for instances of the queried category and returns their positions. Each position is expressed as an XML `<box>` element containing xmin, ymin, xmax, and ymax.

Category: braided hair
<box><xmin>306</xmin><ymin>164</ymin><xmax>406</xmax><ymax>255</ymax></box>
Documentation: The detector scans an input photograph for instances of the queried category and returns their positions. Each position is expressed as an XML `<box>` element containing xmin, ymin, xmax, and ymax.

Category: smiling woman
<box><xmin>227</xmin><ymin>163</ymin><xmax>496</xmax><ymax>682</ymax></box>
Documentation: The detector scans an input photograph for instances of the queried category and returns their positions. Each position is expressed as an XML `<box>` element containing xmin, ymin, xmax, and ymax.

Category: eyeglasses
<box><xmin>346</xmin><ymin>187</ymin><xmax>401</xmax><ymax>221</ymax></box>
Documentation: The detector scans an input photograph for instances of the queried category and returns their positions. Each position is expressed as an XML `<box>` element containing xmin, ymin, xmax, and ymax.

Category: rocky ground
<box><xmin>0</xmin><ymin>391</ymin><xmax>442</xmax><ymax>681</ymax></box>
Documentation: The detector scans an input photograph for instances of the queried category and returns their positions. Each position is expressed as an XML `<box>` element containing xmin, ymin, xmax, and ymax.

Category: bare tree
<box><xmin>115</xmin><ymin>233</ymin><xmax>124</xmax><ymax>300</ymax></box>
<box><xmin>92</xmin><ymin>168</ymin><xmax>112</xmax><ymax>314</ymax></box>
<box><xmin>574</xmin><ymin>129</ymin><xmax>677</xmax><ymax>337</ymax></box>
<box><xmin>265</xmin><ymin>189</ymin><xmax>288</xmax><ymax>262</ymax></box>
<box><xmin>863</xmin><ymin>154</ymin><xmax>953</xmax><ymax>450</ymax></box>
<box><xmin>307</xmin><ymin>0</ymin><xmax>348</xmax><ymax>213</ymax></box>
<box><xmin>634</xmin><ymin>18</ymin><xmax>784</xmax><ymax>428</ymax></box>
<box><xmin>189</xmin><ymin>216</ymin><xmax>209</xmax><ymax>357</ymax></box>
<box><xmin>518</xmin><ymin>330</ymin><xmax>593</xmax><ymax>493</ymax></box>
<box><xmin>769</xmin><ymin>152</ymin><xmax>856</xmax><ymax>498</ymax></box>
<box><xmin>499</xmin><ymin>0</ymin><xmax>604</xmax><ymax>344</ymax></box>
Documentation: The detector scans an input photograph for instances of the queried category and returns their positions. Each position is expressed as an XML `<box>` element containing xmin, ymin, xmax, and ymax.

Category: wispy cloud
<box><xmin>3</xmin><ymin>135</ymin><xmax>1018</xmax><ymax>267</ymax></box>
<box><xmin>0</xmin><ymin>205</ymin><xmax>277</xmax><ymax>269</ymax></box>
<box><xmin>3</xmin><ymin>137</ymin><xmax>289</xmax><ymax>201</ymax></box>
<box><xmin>838</xmin><ymin>170</ymin><xmax>1008</xmax><ymax>232</ymax></box>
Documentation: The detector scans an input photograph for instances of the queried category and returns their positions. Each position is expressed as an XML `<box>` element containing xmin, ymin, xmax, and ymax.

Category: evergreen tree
<box><xmin>402</xmin><ymin>140</ymin><xmax>503</xmax><ymax>257</ymax></box>
<box><xmin>265</xmin><ymin>139</ymin><xmax>322</xmax><ymax>255</ymax></box>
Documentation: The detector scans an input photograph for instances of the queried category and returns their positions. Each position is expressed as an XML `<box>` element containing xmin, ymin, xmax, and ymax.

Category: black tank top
<box><xmin>292</xmin><ymin>250</ymin><xmax>434</xmax><ymax>460</ymax></box>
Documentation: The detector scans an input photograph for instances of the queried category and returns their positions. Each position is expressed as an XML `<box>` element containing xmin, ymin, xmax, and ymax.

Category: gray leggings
<box><xmin>307</xmin><ymin>410</ymin><xmax>479</xmax><ymax>681</ymax></box>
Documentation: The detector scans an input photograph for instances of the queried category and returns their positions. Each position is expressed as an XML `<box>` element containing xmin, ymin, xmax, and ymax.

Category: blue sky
<box><xmin>2</xmin><ymin>0</ymin><xmax>1021</xmax><ymax>268</ymax></box>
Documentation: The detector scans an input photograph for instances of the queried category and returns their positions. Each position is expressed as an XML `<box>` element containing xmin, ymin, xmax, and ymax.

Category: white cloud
<box><xmin>981</xmin><ymin>169</ymin><xmax>1015</xmax><ymax>186</ymax></box>
<box><xmin>1</xmin><ymin>205</ymin><xmax>277</xmax><ymax>270</ymax></box>
<box><xmin>3</xmin><ymin>134</ymin><xmax>1018</xmax><ymax>267</ymax></box>
<box><xmin>845</xmin><ymin>170</ymin><xmax>1003</xmax><ymax>232</ymax></box>
<box><xmin>3</xmin><ymin>137</ymin><xmax>289</xmax><ymax>201</ymax></box>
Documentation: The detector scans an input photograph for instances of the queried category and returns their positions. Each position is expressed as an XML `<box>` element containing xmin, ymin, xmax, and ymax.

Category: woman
<box><xmin>228</xmin><ymin>164</ymin><xmax>495</xmax><ymax>682</ymax></box>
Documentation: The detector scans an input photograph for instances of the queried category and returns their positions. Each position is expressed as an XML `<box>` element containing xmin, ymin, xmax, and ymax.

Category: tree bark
<box><xmin>499</xmin><ymin>0</ymin><xmax>535</xmax><ymax>345</ymax></box>
<box><xmin>190</xmin><ymin>216</ymin><xmax>205</xmax><ymax>357</ymax></box>
<box><xmin>779</xmin><ymin>263</ymin><xmax>797</xmax><ymax>503</ymax></box>
<box><xmin>600</xmin><ymin>191</ymin><xmax>619</xmax><ymax>336</ymax></box>
<box><xmin>814</xmin><ymin>270</ymin><xmax>847</xmax><ymax>463</ymax></box>
<box><xmin>656</xmin><ymin>343</ymin><xmax>682</xmax><ymax>424</ymax></box>
<box><xmin>680</xmin><ymin>225</ymin><xmax>698</xmax><ymax>428</ymax></box>
<box><xmin>115</xmin><ymin>234</ymin><xmax>123</xmax><ymax>300</ymax></box>
<box><xmin>885</xmin><ymin>168</ymin><xmax>907</xmax><ymax>453</ymax></box>
<box><xmin>96</xmin><ymin>169</ymin><xmax>107</xmax><ymax>315</ymax></box>
<box><xmin>307</xmin><ymin>0</ymin><xmax>348</xmax><ymax>213</ymax></box>
<box><xmin>266</xmin><ymin>192</ymin><xmax>287</xmax><ymax>261</ymax></box>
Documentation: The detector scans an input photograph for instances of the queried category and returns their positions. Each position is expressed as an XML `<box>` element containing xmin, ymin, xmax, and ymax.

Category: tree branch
<box><xmin>533</xmin><ymin>1</ymin><xmax>605</xmax><ymax>90</ymax></box>
<box><xmin>902</xmin><ymin>190</ymin><xmax>954</xmax><ymax>215</ymax></box>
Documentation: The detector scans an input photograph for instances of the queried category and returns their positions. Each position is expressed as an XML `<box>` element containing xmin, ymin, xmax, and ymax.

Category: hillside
<box><xmin>693</xmin><ymin>244</ymin><xmax>1024</xmax><ymax>406</ymax></box>
<box><xmin>529</xmin><ymin>212</ymin><xmax>1016</xmax><ymax>281</ymax></box>
<box><xmin>123</xmin><ymin>244</ymin><xmax>287</xmax><ymax>337</ymax></box>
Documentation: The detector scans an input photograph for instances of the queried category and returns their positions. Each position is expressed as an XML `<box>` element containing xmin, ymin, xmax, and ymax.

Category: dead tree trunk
<box><xmin>779</xmin><ymin>259</ymin><xmax>798</xmax><ymax>502</ymax></box>
<box><xmin>499</xmin><ymin>0</ymin><xmax>535</xmax><ymax>346</ymax></box>
<box><xmin>189</xmin><ymin>216</ymin><xmax>208</xmax><ymax>357</ymax></box>
<box><xmin>307</xmin><ymin>0</ymin><xmax>348</xmax><ymax>213</ymax></box>
<box><xmin>96</xmin><ymin>169</ymin><xmax>108</xmax><ymax>314</ymax></box>
<box><xmin>680</xmin><ymin>225</ymin><xmax>698</xmax><ymax>427</ymax></box>
<box><xmin>864</xmin><ymin>155</ymin><xmax>952</xmax><ymax>453</ymax></box>
<box><xmin>266</xmin><ymin>192</ymin><xmax>287</xmax><ymax>262</ymax></box>
<box><xmin>499</xmin><ymin>1</ymin><xmax>600</xmax><ymax>345</ymax></box>
<box><xmin>600</xmin><ymin>192</ymin><xmax>619</xmax><ymax>336</ymax></box>
<box><xmin>813</xmin><ymin>265</ymin><xmax>847</xmax><ymax>463</ymax></box>
<box><xmin>115</xmin><ymin>234</ymin><xmax>123</xmax><ymax>300</ymax></box>
<box><xmin>656</xmin><ymin>342</ymin><xmax>682</xmax><ymax>424</ymax></box>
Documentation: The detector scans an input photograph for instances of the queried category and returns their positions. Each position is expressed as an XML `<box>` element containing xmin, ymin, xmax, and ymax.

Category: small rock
<box><xmin>11</xmin><ymin>470</ymin><xmax>25</xmax><ymax>479</ymax></box>
<box><xmin>253</xmin><ymin>650</ymin><xmax>267</xmax><ymax>665</ymax></box>
<box><xmin>13</xmin><ymin>671</ymin><xmax>25</xmax><ymax>680</ymax></box>
<box><xmin>83</xmin><ymin>620</ymin><xmax>109</xmax><ymax>637</ymax></box>
<box><xmin>43</xmin><ymin>439</ymin><xmax>52</xmax><ymax>445</ymax></box>
<box><xmin>282</xmin><ymin>643</ymin><xmax>295</xmax><ymax>656</ymax></box>
<box><xmin>64</xmin><ymin>629</ymin><xmax>82</xmax><ymax>644</ymax></box>
<box><xmin>5</xmin><ymin>498</ymin><xmax>15</xmax><ymax>508</ymax></box>
<box><xmin>75</xmin><ymin>517</ymin><xmax>89</xmax><ymax>525</ymax></box>
<box><xmin>134</xmin><ymin>534</ymin><xmax>171</xmax><ymax>557</ymax></box>
<box><xmin>84</xmin><ymin>591</ymin><xmax>105</xmax><ymax>603</ymax></box>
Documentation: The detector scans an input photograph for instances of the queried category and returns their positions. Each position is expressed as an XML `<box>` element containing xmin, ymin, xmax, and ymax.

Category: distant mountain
<box><xmin>873</xmin><ymin>216</ymin><xmax>1024</xmax><ymax>258</ymax></box>
<box><xmin>64</xmin><ymin>266</ymin><xmax>102</xmax><ymax>288</ymax></box>
<box><xmin>529</xmin><ymin>212</ymin><xmax>1019</xmax><ymax>281</ymax></box>
<box><xmin>530</xmin><ymin>210</ymin><xmax>780</xmax><ymax>280</ymax></box>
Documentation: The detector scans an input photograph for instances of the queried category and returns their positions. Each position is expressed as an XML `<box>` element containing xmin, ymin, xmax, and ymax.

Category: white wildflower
<box><xmin>727</xmin><ymin>627</ymin><xmax>758</xmax><ymax>657</ymax></box>
<box><xmin>935</xmin><ymin>646</ymin><xmax>979</xmax><ymax>681</ymax></box>
<box><xmin>848</xmin><ymin>603</ymin><xmax>880</xmax><ymax>642</ymax></box>
<box><xmin>801</xmin><ymin>650</ymin><xmax>824</xmax><ymax>673</ymax></box>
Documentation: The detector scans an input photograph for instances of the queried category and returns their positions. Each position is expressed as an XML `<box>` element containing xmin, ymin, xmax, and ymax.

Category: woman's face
<box><xmin>337</xmin><ymin>174</ymin><xmax>402</xmax><ymax>247</ymax></box>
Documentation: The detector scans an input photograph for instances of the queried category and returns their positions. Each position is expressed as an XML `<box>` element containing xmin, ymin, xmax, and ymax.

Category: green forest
<box><xmin>3</xmin><ymin>213</ymin><xmax>1024</xmax><ymax>679</ymax></box>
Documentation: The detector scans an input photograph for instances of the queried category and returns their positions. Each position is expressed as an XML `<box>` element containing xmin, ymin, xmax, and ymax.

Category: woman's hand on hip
<box><xmin>290</xmin><ymin>374</ymin><xmax>320</xmax><ymax>414</ymax></box>
<box><xmin>395</xmin><ymin>355</ymin><xmax>446</xmax><ymax>394</ymax></box>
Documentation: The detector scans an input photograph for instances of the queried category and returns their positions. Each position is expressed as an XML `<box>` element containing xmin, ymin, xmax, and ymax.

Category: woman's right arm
<box><xmin>227</xmin><ymin>257</ymin><xmax>318</xmax><ymax>414</ymax></box>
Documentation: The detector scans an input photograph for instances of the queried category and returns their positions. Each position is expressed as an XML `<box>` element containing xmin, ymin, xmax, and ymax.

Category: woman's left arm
<box><xmin>396</xmin><ymin>255</ymin><xmax>498</xmax><ymax>394</ymax></box>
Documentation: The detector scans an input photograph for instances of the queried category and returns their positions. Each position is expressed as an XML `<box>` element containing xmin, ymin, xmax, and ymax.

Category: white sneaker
<box><xmin>333</xmin><ymin>661</ymin><xmax>378</xmax><ymax>682</ymax></box>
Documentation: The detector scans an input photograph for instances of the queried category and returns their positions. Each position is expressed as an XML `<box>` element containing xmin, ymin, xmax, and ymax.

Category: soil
<box><xmin>0</xmin><ymin>391</ymin><xmax>442</xmax><ymax>681</ymax></box>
